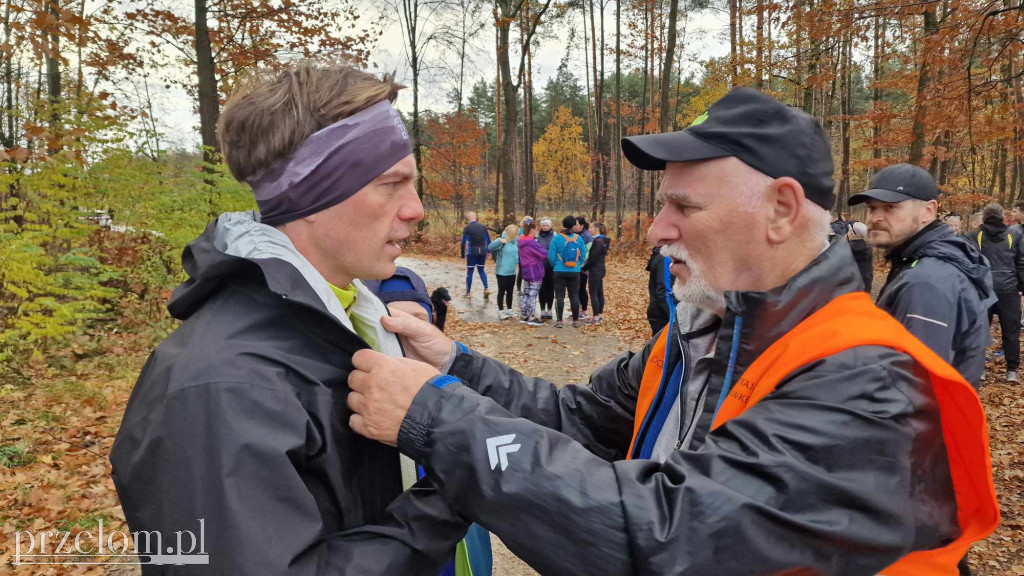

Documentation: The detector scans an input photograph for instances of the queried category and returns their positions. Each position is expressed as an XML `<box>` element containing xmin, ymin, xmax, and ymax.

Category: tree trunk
<box><xmin>802</xmin><ymin>0</ymin><xmax>817</xmax><ymax>115</ymax></box>
<box><xmin>583</xmin><ymin>0</ymin><xmax>595</xmax><ymax>185</ymax></box>
<box><xmin>872</xmin><ymin>13</ymin><xmax>883</xmax><ymax>174</ymax></box>
<box><xmin>498</xmin><ymin>22</ymin><xmax>517</xmax><ymax>224</ymax></box>
<box><xmin>737</xmin><ymin>0</ymin><xmax>743</xmax><ymax>71</ymax></box>
<box><xmin>729</xmin><ymin>0</ymin><xmax>738</xmax><ymax>83</ymax></box>
<box><xmin>494</xmin><ymin>23</ymin><xmax>502</xmax><ymax>213</ymax></box>
<box><xmin>195</xmin><ymin>0</ymin><xmax>220</xmax><ymax>166</ymax></box>
<box><xmin>494</xmin><ymin>0</ymin><xmax>553</xmax><ymax>223</ymax></box>
<box><xmin>615</xmin><ymin>0</ymin><xmax>623</xmax><ymax>238</ymax></box>
<box><xmin>523</xmin><ymin>25</ymin><xmax>536</xmax><ymax>218</ymax></box>
<box><xmin>44</xmin><ymin>0</ymin><xmax>60</xmax><ymax>154</ymax></box>
<box><xmin>838</xmin><ymin>28</ymin><xmax>851</xmax><ymax>208</ymax></box>
<box><xmin>755</xmin><ymin>0</ymin><xmax>763</xmax><ymax>88</ymax></box>
<box><xmin>908</xmin><ymin>6</ymin><xmax>938</xmax><ymax>166</ymax></box>
<box><xmin>647</xmin><ymin>0</ymin><xmax>657</xmax><ymax>217</ymax></box>
<box><xmin>998</xmin><ymin>142</ymin><xmax>1008</xmax><ymax>202</ymax></box>
<box><xmin>635</xmin><ymin>4</ymin><xmax>649</xmax><ymax>240</ymax></box>
<box><xmin>589</xmin><ymin>0</ymin><xmax>603</xmax><ymax>218</ymax></box>
<box><xmin>659</xmin><ymin>0</ymin><xmax>679</xmax><ymax>132</ymax></box>
<box><xmin>413</xmin><ymin>62</ymin><xmax>424</xmax><ymax>204</ymax></box>
<box><xmin>3</xmin><ymin>0</ymin><xmax>13</xmax><ymax>148</ymax></box>
<box><xmin>598</xmin><ymin>0</ymin><xmax>608</xmax><ymax>220</ymax></box>
<box><xmin>76</xmin><ymin>0</ymin><xmax>85</xmax><ymax>99</ymax></box>
<box><xmin>456</xmin><ymin>0</ymin><xmax>469</xmax><ymax>113</ymax></box>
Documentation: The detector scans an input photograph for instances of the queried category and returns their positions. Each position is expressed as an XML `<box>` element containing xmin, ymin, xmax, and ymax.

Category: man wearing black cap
<box><xmin>850</xmin><ymin>163</ymin><xmax>995</xmax><ymax>388</ymax></box>
<box><xmin>110</xmin><ymin>62</ymin><xmax>470</xmax><ymax>575</ymax></box>
<box><xmin>968</xmin><ymin>202</ymin><xmax>1024</xmax><ymax>382</ymax></box>
<box><xmin>344</xmin><ymin>87</ymin><xmax>998</xmax><ymax>575</ymax></box>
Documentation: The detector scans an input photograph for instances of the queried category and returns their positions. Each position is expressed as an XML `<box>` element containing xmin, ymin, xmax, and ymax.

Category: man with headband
<box><xmin>344</xmin><ymin>88</ymin><xmax>998</xmax><ymax>574</ymax></box>
<box><xmin>111</xmin><ymin>63</ymin><xmax>468</xmax><ymax>575</ymax></box>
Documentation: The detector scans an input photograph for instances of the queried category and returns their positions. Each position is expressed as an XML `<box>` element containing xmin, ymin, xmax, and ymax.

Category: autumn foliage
<box><xmin>534</xmin><ymin>106</ymin><xmax>590</xmax><ymax>206</ymax></box>
<box><xmin>422</xmin><ymin>112</ymin><xmax>487</xmax><ymax>213</ymax></box>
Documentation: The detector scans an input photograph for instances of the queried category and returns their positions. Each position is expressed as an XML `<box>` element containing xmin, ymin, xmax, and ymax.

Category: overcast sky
<box><xmin>152</xmin><ymin>1</ymin><xmax>731</xmax><ymax>151</ymax></box>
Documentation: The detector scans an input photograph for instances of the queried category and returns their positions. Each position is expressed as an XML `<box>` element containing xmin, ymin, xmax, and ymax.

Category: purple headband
<box><xmin>248</xmin><ymin>100</ymin><xmax>412</xmax><ymax>226</ymax></box>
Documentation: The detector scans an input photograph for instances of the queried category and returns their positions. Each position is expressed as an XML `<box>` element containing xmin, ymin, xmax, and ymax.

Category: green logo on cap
<box><xmin>689</xmin><ymin>112</ymin><xmax>709</xmax><ymax>127</ymax></box>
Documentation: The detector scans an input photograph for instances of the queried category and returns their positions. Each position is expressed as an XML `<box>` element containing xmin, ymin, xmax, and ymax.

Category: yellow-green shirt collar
<box><xmin>328</xmin><ymin>282</ymin><xmax>358</xmax><ymax>311</ymax></box>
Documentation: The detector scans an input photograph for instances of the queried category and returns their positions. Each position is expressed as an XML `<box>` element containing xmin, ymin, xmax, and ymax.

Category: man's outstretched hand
<box><xmin>384</xmin><ymin>306</ymin><xmax>455</xmax><ymax>370</ymax></box>
<box><xmin>348</xmin><ymin>349</ymin><xmax>439</xmax><ymax>445</ymax></box>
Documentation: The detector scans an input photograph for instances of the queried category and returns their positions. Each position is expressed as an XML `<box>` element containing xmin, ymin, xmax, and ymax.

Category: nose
<box><xmin>867</xmin><ymin>209</ymin><xmax>884</xmax><ymax>226</ymax></box>
<box><xmin>399</xmin><ymin>186</ymin><xmax>424</xmax><ymax>223</ymax></box>
<box><xmin>647</xmin><ymin>206</ymin><xmax>680</xmax><ymax>247</ymax></box>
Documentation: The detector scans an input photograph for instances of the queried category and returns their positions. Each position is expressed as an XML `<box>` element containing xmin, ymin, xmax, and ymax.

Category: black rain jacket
<box><xmin>110</xmin><ymin>212</ymin><xmax>467</xmax><ymax>575</ymax></box>
<box><xmin>970</xmin><ymin>218</ymin><xmax>1024</xmax><ymax>294</ymax></box>
<box><xmin>397</xmin><ymin>239</ymin><xmax>961</xmax><ymax>576</ymax></box>
<box><xmin>645</xmin><ymin>248</ymin><xmax>670</xmax><ymax>332</ymax></box>
<box><xmin>876</xmin><ymin>221</ymin><xmax>996</xmax><ymax>387</ymax></box>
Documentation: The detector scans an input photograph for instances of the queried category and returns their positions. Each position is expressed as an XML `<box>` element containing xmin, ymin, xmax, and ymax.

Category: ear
<box><xmin>922</xmin><ymin>200</ymin><xmax>938</xmax><ymax>223</ymax></box>
<box><xmin>765</xmin><ymin>177</ymin><xmax>806</xmax><ymax>245</ymax></box>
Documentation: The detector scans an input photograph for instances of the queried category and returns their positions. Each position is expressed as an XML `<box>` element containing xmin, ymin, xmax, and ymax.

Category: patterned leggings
<box><xmin>520</xmin><ymin>280</ymin><xmax>542</xmax><ymax>318</ymax></box>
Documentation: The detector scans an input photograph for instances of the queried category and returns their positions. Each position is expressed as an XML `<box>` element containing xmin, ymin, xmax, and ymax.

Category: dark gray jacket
<box><xmin>110</xmin><ymin>212</ymin><xmax>466</xmax><ymax>575</ymax></box>
<box><xmin>876</xmin><ymin>221</ymin><xmax>996</xmax><ymax>387</ymax></box>
<box><xmin>398</xmin><ymin>240</ymin><xmax>960</xmax><ymax>575</ymax></box>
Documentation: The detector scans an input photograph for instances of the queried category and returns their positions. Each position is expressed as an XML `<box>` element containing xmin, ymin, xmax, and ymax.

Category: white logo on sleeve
<box><xmin>486</xmin><ymin>434</ymin><xmax>521</xmax><ymax>471</ymax></box>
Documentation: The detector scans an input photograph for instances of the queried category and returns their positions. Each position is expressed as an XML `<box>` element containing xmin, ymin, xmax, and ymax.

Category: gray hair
<box><xmin>805</xmin><ymin>201</ymin><xmax>832</xmax><ymax>240</ymax></box>
<box><xmin>733</xmin><ymin>167</ymin><xmax>830</xmax><ymax>241</ymax></box>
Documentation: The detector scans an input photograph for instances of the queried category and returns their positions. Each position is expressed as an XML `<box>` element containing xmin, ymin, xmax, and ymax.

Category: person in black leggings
<box><xmin>537</xmin><ymin>219</ymin><xmax>556</xmax><ymax>318</ymax></box>
<box><xmin>583</xmin><ymin>222</ymin><xmax>610</xmax><ymax>324</ymax></box>
<box><xmin>575</xmin><ymin>216</ymin><xmax>593</xmax><ymax>318</ymax></box>
<box><xmin>551</xmin><ymin>215</ymin><xmax>587</xmax><ymax>327</ymax></box>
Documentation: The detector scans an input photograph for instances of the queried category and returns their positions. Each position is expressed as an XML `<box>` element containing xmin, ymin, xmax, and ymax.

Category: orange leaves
<box><xmin>0</xmin><ymin>147</ymin><xmax>31</xmax><ymax>162</ymax></box>
<box><xmin>422</xmin><ymin>112</ymin><xmax>487</xmax><ymax>202</ymax></box>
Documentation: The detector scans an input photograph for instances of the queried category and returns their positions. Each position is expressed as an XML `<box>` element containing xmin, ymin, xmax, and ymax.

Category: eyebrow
<box><xmin>658</xmin><ymin>188</ymin><xmax>697</xmax><ymax>205</ymax></box>
<box><xmin>375</xmin><ymin>167</ymin><xmax>418</xmax><ymax>181</ymax></box>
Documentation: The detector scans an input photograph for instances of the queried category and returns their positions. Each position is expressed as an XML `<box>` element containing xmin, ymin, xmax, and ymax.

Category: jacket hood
<box><xmin>981</xmin><ymin>221</ymin><xmax>1008</xmax><ymax>241</ymax></box>
<box><xmin>645</xmin><ymin>248</ymin><xmax>662</xmax><ymax>272</ymax></box>
<box><xmin>892</xmin><ymin>221</ymin><xmax>995</xmax><ymax>304</ymax></box>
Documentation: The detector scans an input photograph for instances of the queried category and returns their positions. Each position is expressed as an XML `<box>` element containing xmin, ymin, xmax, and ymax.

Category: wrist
<box><xmin>440</xmin><ymin>341</ymin><xmax>468</xmax><ymax>373</ymax></box>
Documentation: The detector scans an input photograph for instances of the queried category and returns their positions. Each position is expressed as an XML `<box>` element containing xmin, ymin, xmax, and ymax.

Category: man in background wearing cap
<box><xmin>110</xmin><ymin>63</ymin><xmax>469</xmax><ymax>575</ymax></box>
<box><xmin>969</xmin><ymin>203</ymin><xmax>1024</xmax><ymax>382</ymax></box>
<box><xmin>343</xmin><ymin>88</ymin><xmax>998</xmax><ymax>574</ymax></box>
<box><xmin>851</xmin><ymin>163</ymin><xmax>995</xmax><ymax>388</ymax></box>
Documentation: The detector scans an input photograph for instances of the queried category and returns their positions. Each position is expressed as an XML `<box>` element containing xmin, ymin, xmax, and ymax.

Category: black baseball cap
<box><xmin>621</xmin><ymin>87</ymin><xmax>836</xmax><ymax>209</ymax></box>
<box><xmin>847</xmin><ymin>164</ymin><xmax>939</xmax><ymax>206</ymax></box>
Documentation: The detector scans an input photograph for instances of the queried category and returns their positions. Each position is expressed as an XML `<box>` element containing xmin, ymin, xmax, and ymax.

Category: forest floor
<box><xmin>1</xmin><ymin>249</ymin><xmax>1022</xmax><ymax>575</ymax></box>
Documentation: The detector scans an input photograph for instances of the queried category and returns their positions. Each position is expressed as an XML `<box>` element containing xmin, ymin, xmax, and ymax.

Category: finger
<box><xmin>347</xmin><ymin>390</ymin><xmax>365</xmax><ymax>413</ymax></box>
<box><xmin>349</xmin><ymin>413</ymin><xmax>369</xmax><ymax>438</ymax></box>
<box><xmin>352</xmin><ymin>348</ymin><xmax>385</xmax><ymax>371</ymax></box>
<box><xmin>348</xmin><ymin>368</ymin><xmax>369</xmax><ymax>392</ymax></box>
<box><xmin>387</xmin><ymin>302</ymin><xmax>430</xmax><ymax>322</ymax></box>
<box><xmin>381</xmin><ymin>308</ymin><xmax>432</xmax><ymax>337</ymax></box>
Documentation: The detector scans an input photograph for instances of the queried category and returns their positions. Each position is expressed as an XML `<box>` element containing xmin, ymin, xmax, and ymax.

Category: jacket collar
<box><xmin>885</xmin><ymin>220</ymin><xmax>944</xmax><ymax>263</ymax></box>
<box><xmin>722</xmin><ymin>238</ymin><xmax>863</xmax><ymax>371</ymax></box>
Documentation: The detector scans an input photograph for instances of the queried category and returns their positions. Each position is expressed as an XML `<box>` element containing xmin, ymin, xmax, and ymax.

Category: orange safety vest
<box><xmin>627</xmin><ymin>292</ymin><xmax>999</xmax><ymax>575</ymax></box>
